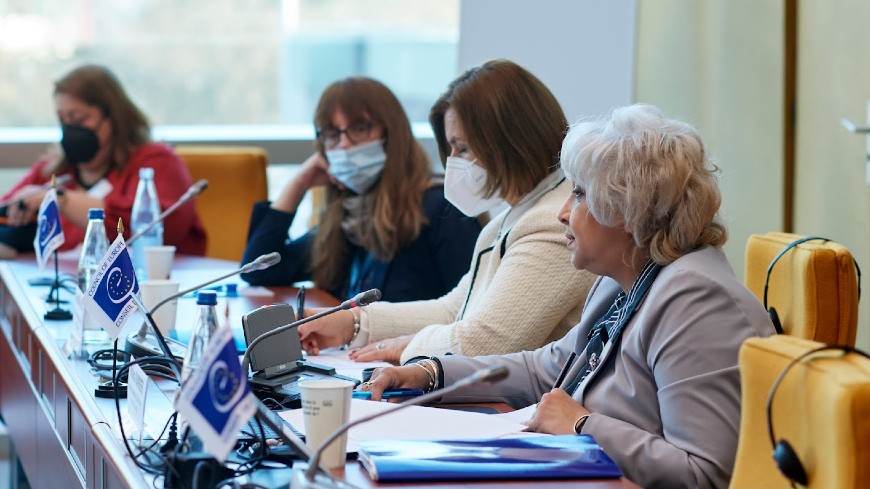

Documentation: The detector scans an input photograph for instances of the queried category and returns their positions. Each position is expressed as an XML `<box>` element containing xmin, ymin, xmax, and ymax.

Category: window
<box><xmin>0</xmin><ymin>0</ymin><xmax>459</xmax><ymax>128</ymax></box>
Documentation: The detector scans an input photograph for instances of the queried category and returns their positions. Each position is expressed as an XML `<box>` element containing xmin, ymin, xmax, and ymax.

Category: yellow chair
<box><xmin>730</xmin><ymin>335</ymin><xmax>870</xmax><ymax>489</ymax></box>
<box><xmin>744</xmin><ymin>231</ymin><xmax>859</xmax><ymax>346</ymax></box>
<box><xmin>175</xmin><ymin>145</ymin><xmax>268</xmax><ymax>261</ymax></box>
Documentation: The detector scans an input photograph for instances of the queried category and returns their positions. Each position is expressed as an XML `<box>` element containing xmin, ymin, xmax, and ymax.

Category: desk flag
<box><xmin>81</xmin><ymin>235</ymin><xmax>142</xmax><ymax>340</ymax></box>
<box><xmin>175</xmin><ymin>325</ymin><xmax>256</xmax><ymax>462</ymax></box>
<box><xmin>33</xmin><ymin>188</ymin><xmax>64</xmax><ymax>269</ymax></box>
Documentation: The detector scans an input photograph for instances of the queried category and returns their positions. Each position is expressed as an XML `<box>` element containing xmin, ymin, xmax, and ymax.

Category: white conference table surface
<box><xmin>0</xmin><ymin>253</ymin><xmax>639</xmax><ymax>489</ymax></box>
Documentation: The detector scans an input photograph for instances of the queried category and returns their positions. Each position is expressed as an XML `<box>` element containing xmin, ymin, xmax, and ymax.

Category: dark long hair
<box><xmin>310</xmin><ymin>77</ymin><xmax>431</xmax><ymax>292</ymax></box>
<box><xmin>50</xmin><ymin>64</ymin><xmax>151</xmax><ymax>173</ymax></box>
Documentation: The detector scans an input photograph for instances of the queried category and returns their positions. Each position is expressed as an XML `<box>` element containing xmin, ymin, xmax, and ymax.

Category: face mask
<box><xmin>444</xmin><ymin>156</ymin><xmax>503</xmax><ymax>216</ymax></box>
<box><xmin>326</xmin><ymin>139</ymin><xmax>387</xmax><ymax>194</ymax></box>
<box><xmin>60</xmin><ymin>124</ymin><xmax>100</xmax><ymax>165</ymax></box>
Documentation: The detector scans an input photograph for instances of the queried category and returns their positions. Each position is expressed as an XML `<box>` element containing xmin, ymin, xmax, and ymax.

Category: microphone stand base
<box><xmin>94</xmin><ymin>380</ymin><xmax>127</xmax><ymax>399</ymax></box>
<box><xmin>290</xmin><ymin>464</ymin><xmax>363</xmax><ymax>489</ymax></box>
<box><xmin>124</xmin><ymin>332</ymin><xmax>186</xmax><ymax>361</ymax></box>
<box><xmin>44</xmin><ymin>307</ymin><xmax>72</xmax><ymax>321</ymax></box>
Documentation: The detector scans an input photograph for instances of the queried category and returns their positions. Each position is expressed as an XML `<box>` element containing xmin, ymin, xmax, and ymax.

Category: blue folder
<box><xmin>357</xmin><ymin>434</ymin><xmax>622</xmax><ymax>482</ymax></box>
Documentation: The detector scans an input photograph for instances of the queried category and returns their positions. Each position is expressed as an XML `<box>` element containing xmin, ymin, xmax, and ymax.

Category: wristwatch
<box><xmin>573</xmin><ymin>414</ymin><xmax>590</xmax><ymax>434</ymax></box>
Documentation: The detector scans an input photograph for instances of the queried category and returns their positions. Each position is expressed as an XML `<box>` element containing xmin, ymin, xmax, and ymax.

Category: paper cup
<box><xmin>140</xmin><ymin>279</ymin><xmax>180</xmax><ymax>336</ymax></box>
<box><xmin>144</xmin><ymin>245</ymin><xmax>176</xmax><ymax>280</ymax></box>
<box><xmin>299</xmin><ymin>378</ymin><xmax>354</xmax><ymax>469</ymax></box>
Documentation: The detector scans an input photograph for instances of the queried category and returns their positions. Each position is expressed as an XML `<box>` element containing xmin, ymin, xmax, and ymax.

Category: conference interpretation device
<box><xmin>242</xmin><ymin>303</ymin><xmax>359</xmax><ymax>408</ymax></box>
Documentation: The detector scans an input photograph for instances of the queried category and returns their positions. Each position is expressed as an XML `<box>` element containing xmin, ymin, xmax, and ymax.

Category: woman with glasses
<box><xmin>0</xmin><ymin>64</ymin><xmax>206</xmax><ymax>258</ymax></box>
<box><xmin>241</xmin><ymin>77</ymin><xmax>481</xmax><ymax>305</ymax></box>
<box><xmin>298</xmin><ymin>60</ymin><xmax>597</xmax><ymax>364</ymax></box>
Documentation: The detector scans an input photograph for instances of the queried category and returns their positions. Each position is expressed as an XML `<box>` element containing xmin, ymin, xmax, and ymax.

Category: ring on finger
<box><xmin>376</xmin><ymin>342</ymin><xmax>385</xmax><ymax>350</ymax></box>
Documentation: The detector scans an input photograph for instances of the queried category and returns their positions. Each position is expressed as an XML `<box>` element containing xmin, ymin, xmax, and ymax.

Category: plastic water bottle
<box><xmin>77</xmin><ymin>208</ymin><xmax>109</xmax><ymax>292</ymax></box>
<box><xmin>78</xmin><ymin>208</ymin><xmax>111</xmax><ymax>344</ymax></box>
<box><xmin>181</xmin><ymin>290</ymin><xmax>219</xmax><ymax>383</ymax></box>
<box><xmin>130</xmin><ymin>167</ymin><xmax>163</xmax><ymax>279</ymax></box>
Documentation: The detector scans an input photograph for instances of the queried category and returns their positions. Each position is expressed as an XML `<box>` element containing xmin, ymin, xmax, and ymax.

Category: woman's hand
<box><xmin>524</xmin><ymin>388</ymin><xmax>589</xmax><ymax>434</ymax></box>
<box><xmin>272</xmin><ymin>152</ymin><xmax>337</xmax><ymax>213</ymax></box>
<box><xmin>295</xmin><ymin>152</ymin><xmax>334</xmax><ymax>189</ymax></box>
<box><xmin>358</xmin><ymin>364</ymin><xmax>431</xmax><ymax>401</ymax></box>
<box><xmin>298</xmin><ymin>309</ymin><xmax>355</xmax><ymax>355</ymax></box>
<box><xmin>348</xmin><ymin>334</ymin><xmax>413</xmax><ymax>364</ymax></box>
<box><xmin>6</xmin><ymin>185</ymin><xmax>46</xmax><ymax>226</ymax></box>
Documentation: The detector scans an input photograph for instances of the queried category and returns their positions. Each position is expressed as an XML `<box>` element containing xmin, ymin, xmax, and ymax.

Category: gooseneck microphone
<box><xmin>127</xmin><ymin>179</ymin><xmax>208</xmax><ymax>246</ymax></box>
<box><xmin>0</xmin><ymin>174</ymin><xmax>73</xmax><ymax>210</ymax></box>
<box><xmin>124</xmin><ymin>252</ymin><xmax>282</xmax><ymax>360</ymax></box>
<box><xmin>240</xmin><ymin>288</ymin><xmax>382</xmax><ymax>375</ymax></box>
<box><xmin>295</xmin><ymin>364</ymin><xmax>510</xmax><ymax>489</ymax></box>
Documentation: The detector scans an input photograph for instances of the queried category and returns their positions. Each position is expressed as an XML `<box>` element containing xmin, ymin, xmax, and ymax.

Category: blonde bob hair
<box><xmin>560</xmin><ymin>104</ymin><xmax>727</xmax><ymax>265</ymax></box>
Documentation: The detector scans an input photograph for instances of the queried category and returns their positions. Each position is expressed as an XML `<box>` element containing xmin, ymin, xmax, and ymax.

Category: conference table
<box><xmin>0</xmin><ymin>254</ymin><xmax>638</xmax><ymax>489</ymax></box>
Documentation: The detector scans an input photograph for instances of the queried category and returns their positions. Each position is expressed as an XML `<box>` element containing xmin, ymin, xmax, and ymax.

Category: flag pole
<box><xmin>44</xmin><ymin>175</ymin><xmax>72</xmax><ymax>321</ymax></box>
<box><xmin>95</xmin><ymin>218</ymin><xmax>129</xmax><ymax>399</ymax></box>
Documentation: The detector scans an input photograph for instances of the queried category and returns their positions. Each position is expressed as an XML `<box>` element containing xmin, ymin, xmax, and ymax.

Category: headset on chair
<box><xmin>765</xmin><ymin>344</ymin><xmax>870</xmax><ymax>487</ymax></box>
<box><xmin>762</xmin><ymin>236</ymin><xmax>862</xmax><ymax>334</ymax></box>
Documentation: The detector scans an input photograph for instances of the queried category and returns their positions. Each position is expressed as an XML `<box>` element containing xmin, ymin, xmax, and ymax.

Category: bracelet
<box><xmin>418</xmin><ymin>358</ymin><xmax>441</xmax><ymax>392</ymax></box>
<box><xmin>347</xmin><ymin>308</ymin><xmax>361</xmax><ymax>346</ymax></box>
<box><xmin>573</xmin><ymin>414</ymin><xmax>590</xmax><ymax>434</ymax></box>
<box><xmin>413</xmin><ymin>362</ymin><xmax>436</xmax><ymax>392</ymax></box>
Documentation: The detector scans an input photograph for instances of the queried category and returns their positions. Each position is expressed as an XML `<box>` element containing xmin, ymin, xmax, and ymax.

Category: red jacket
<box><xmin>3</xmin><ymin>143</ymin><xmax>207</xmax><ymax>255</ymax></box>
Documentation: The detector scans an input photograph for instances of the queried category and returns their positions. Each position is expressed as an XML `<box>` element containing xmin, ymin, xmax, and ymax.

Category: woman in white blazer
<box><xmin>361</xmin><ymin>104</ymin><xmax>775</xmax><ymax>489</ymax></box>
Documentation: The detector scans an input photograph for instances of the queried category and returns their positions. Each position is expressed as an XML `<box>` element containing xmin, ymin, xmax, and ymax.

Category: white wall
<box><xmin>458</xmin><ymin>0</ymin><xmax>637</xmax><ymax>121</ymax></box>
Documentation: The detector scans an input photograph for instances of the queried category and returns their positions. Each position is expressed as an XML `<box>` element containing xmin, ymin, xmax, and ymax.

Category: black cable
<box><xmin>111</xmin><ymin>355</ymin><xmax>182</xmax><ymax>476</ymax></box>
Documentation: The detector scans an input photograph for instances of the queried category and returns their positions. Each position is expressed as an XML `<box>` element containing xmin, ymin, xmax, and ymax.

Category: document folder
<box><xmin>358</xmin><ymin>434</ymin><xmax>622</xmax><ymax>482</ymax></box>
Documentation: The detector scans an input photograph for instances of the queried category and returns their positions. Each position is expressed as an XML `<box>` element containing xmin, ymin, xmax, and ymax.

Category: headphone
<box><xmin>765</xmin><ymin>344</ymin><xmax>870</xmax><ymax>486</ymax></box>
<box><xmin>763</xmin><ymin>236</ymin><xmax>862</xmax><ymax>334</ymax></box>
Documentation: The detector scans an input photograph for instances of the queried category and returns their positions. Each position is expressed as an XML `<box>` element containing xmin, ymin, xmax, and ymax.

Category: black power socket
<box><xmin>164</xmin><ymin>452</ymin><xmax>234</xmax><ymax>489</ymax></box>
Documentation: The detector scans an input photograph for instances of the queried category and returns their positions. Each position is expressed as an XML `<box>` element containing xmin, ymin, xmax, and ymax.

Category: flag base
<box><xmin>95</xmin><ymin>380</ymin><xmax>127</xmax><ymax>399</ymax></box>
<box><xmin>44</xmin><ymin>307</ymin><xmax>72</xmax><ymax>321</ymax></box>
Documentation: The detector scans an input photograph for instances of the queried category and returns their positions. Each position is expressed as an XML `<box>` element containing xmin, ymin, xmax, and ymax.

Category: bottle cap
<box><xmin>139</xmin><ymin>167</ymin><xmax>155</xmax><ymax>179</ymax></box>
<box><xmin>196</xmin><ymin>290</ymin><xmax>218</xmax><ymax>306</ymax></box>
<box><xmin>88</xmin><ymin>208</ymin><xmax>105</xmax><ymax>220</ymax></box>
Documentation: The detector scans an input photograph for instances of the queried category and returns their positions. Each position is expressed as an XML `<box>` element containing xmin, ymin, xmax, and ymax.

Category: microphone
<box><xmin>124</xmin><ymin>252</ymin><xmax>282</xmax><ymax>360</ymax></box>
<box><xmin>127</xmin><ymin>179</ymin><xmax>208</xmax><ymax>246</ymax></box>
<box><xmin>295</xmin><ymin>364</ymin><xmax>510</xmax><ymax>489</ymax></box>
<box><xmin>0</xmin><ymin>174</ymin><xmax>73</xmax><ymax>210</ymax></box>
<box><xmin>240</xmin><ymin>288</ymin><xmax>382</xmax><ymax>376</ymax></box>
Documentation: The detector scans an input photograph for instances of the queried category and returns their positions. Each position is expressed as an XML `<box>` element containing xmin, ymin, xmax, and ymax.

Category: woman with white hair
<box><xmin>360</xmin><ymin>104</ymin><xmax>775</xmax><ymax>489</ymax></box>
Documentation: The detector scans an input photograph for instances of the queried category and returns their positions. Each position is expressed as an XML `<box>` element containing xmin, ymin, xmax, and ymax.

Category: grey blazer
<box><xmin>438</xmin><ymin>246</ymin><xmax>774</xmax><ymax>489</ymax></box>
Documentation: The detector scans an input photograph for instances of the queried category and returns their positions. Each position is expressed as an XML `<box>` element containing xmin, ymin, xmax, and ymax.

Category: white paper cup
<box><xmin>144</xmin><ymin>245</ymin><xmax>176</xmax><ymax>280</ymax></box>
<box><xmin>140</xmin><ymin>279</ymin><xmax>180</xmax><ymax>336</ymax></box>
<box><xmin>299</xmin><ymin>378</ymin><xmax>354</xmax><ymax>469</ymax></box>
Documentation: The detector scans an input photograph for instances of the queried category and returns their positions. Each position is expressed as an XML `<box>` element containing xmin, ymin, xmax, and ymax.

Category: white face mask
<box><xmin>444</xmin><ymin>156</ymin><xmax>503</xmax><ymax>216</ymax></box>
<box><xmin>326</xmin><ymin>139</ymin><xmax>387</xmax><ymax>194</ymax></box>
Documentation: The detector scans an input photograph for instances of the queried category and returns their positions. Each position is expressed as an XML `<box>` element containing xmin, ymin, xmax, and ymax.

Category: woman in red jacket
<box><xmin>0</xmin><ymin>64</ymin><xmax>206</xmax><ymax>258</ymax></box>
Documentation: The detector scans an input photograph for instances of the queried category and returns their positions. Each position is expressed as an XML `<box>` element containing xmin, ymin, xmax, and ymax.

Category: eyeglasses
<box><xmin>316</xmin><ymin>121</ymin><xmax>374</xmax><ymax>148</ymax></box>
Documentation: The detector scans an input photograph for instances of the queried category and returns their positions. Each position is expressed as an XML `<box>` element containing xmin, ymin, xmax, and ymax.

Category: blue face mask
<box><xmin>326</xmin><ymin>139</ymin><xmax>387</xmax><ymax>194</ymax></box>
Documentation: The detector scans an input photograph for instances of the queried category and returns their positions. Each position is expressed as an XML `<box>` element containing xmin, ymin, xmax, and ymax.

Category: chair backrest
<box><xmin>175</xmin><ymin>145</ymin><xmax>268</xmax><ymax>261</ymax></box>
<box><xmin>730</xmin><ymin>335</ymin><xmax>870</xmax><ymax>489</ymax></box>
<box><xmin>744</xmin><ymin>231</ymin><xmax>859</xmax><ymax>346</ymax></box>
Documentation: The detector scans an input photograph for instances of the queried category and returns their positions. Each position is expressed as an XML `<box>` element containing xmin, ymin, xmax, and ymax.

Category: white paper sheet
<box><xmin>494</xmin><ymin>403</ymin><xmax>538</xmax><ymax>425</ymax></box>
<box><xmin>305</xmin><ymin>348</ymin><xmax>391</xmax><ymax>380</ymax></box>
<box><xmin>280</xmin><ymin>398</ymin><xmax>529</xmax><ymax>453</ymax></box>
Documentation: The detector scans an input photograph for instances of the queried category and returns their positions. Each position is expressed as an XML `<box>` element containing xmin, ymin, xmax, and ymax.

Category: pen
<box><xmin>352</xmin><ymin>388</ymin><xmax>425</xmax><ymax>400</ymax></box>
<box><xmin>296</xmin><ymin>285</ymin><xmax>306</xmax><ymax>321</ymax></box>
<box><xmin>553</xmin><ymin>351</ymin><xmax>577</xmax><ymax>389</ymax></box>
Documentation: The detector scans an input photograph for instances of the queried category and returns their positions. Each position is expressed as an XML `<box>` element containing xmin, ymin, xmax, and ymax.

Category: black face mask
<box><xmin>60</xmin><ymin>124</ymin><xmax>100</xmax><ymax>165</ymax></box>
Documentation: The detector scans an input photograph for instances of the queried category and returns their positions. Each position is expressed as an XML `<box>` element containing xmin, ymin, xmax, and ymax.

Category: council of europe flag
<box><xmin>175</xmin><ymin>325</ymin><xmax>256</xmax><ymax>463</ymax></box>
<box><xmin>81</xmin><ymin>235</ymin><xmax>142</xmax><ymax>340</ymax></box>
<box><xmin>33</xmin><ymin>188</ymin><xmax>64</xmax><ymax>270</ymax></box>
